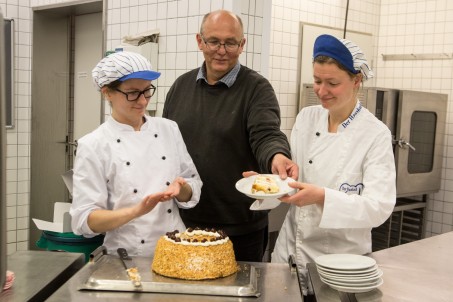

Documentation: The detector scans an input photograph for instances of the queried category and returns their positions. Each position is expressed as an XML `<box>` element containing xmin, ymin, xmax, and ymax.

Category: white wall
<box><xmin>268</xmin><ymin>0</ymin><xmax>453</xmax><ymax>236</ymax></box>
<box><xmin>1</xmin><ymin>0</ymin><xmax>33</xmax><ymax>254</ymax></box>
<box><xmin>268</xmin><ymin>0</ymin><xmax>380</xmax><ymax>137</ymax></box>
<box><xmin>2</xmin><ymin>0</ymin><xmax>453</xmax><ymax>254</ymax></box>
<box><xmin>375</xmin><ymin>0</ymin><xmax>453</xmax><ymax>236</ymax></box>
<box><xmin>103</xmin><ymin>0</ymin><xmax>266</xmax><ymax>118</ymax></box>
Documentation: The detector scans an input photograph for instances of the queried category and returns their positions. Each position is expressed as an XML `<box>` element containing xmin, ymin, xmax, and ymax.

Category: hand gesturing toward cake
<box><xmin>86</xmin><ymin>177</ymin><xmax>194</xmax><ymax>234</ymax></box>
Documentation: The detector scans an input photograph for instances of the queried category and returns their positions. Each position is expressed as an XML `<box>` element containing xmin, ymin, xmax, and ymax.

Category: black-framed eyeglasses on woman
<box><xmin>200</xmin><ymin>34</ymin><xmax>242</xmax><ymax>52</ymax></box>
<box><xmin>114</xmin><ymin>85</ymin><xmax>156</xmax><ymax>102</ymax></box>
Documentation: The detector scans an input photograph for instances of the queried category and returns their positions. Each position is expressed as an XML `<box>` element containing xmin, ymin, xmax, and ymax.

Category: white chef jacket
<box><xmin>70</xmin><ymin>116</ymin><xmax>202</xmax><ymax>257</ymax></box>
<box><xmin>272</xmin><ymin>101</ymin><xmax>396</xmax><ymax>285</ymax></box>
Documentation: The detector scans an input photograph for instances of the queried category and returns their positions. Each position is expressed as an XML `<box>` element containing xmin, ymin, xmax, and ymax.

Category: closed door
<box><xmin>394</xmin><ymin>90</ymin><xmax>447</xmax><ymax>197</ymax></box>
<box><xmin>30</xmin><ymin>11</ymin><xmax>71</xmax><ymax>249</ymax></box>
<box><xmin>30</xmin><ymin>8</ymin><xmax>102</xmax><ymax>249</ymax></box>
<box><xmin>74</xmin><ymin>13</ymin><xmax>102</xmax><ymax>141</ymax></box>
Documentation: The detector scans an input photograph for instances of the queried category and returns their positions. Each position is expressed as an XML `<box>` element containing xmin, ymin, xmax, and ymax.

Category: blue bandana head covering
<box><xmin>313</xmin><ymin>34</ymin><xmax>374</xmax><ymax>81</ymax></box>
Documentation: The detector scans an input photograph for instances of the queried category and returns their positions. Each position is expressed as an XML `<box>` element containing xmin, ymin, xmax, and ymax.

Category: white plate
<box><xmin>319</xmin><ymin>273</ymin><xmax>382</xmax><ymax>286</ymax></box>
<box><xmin>321</xmin><ymin>277</ymin><xmax>384</xmax><ymax>293</ymax></box>
<box><xmin>318</xmin><ymin>268</ymin><xmax>383</xmax><ymax>281</ymax></box>
<box><xmin>249</xmin><ymin>198</ymin><xmax>281</xmax><ymax>211</ymax></box>
<box><xmin>320</xmin><ymin>274</ymin><xmax>382</xmax><ymax>287</ymax></box>
<box><xmin>316</xmin><ymin>264</ymin><xmax>378</xmax><ymax>275</ymax></box>
<box><xmin>235</xmin><ymin>174</ymin><xmax>296</xmax><ymax>199</ymax></box>
<box><xmin>315</xmin><ymin>254</ymin><xmax>376</xmax><ymax>271</ymax></box>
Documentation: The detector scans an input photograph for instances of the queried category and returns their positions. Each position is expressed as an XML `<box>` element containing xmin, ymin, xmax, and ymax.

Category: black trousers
<box><xmin>228</xmin><ymin>225</ymin><xmax>268</xmax><ymax>262</ymax></box>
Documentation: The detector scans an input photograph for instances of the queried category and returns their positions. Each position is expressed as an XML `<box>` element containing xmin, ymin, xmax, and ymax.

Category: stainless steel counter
<box><xmin>0</xmin><ymin>250</ymin><xmax>85</xmax><ymax>301</ymax></box>
<box><xmin>308</xmin><ymin>231</ymin><xmax>453</xmax><ymax>302</ymax></box>
<box><xmin>46</xmin><ymin>256</ymin><xmax>303</xmax><ymax>302</ymax></box>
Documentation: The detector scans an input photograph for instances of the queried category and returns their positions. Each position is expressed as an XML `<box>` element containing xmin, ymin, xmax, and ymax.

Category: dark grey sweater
<box><xmin>163</xmin><ymin>65</ymin><xmax>291</xmax><ymax>236</ymax></box>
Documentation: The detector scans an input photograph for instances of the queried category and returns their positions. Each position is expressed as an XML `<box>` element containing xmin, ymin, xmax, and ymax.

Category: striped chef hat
<box><xmin>92</xmin><ymin>51</ymin><xmax>161</xmax><ymax>91</ymax></box>
<box><xmin>313</xmin><ymin>34</ymin><xmax>374</xmax><ymax>81</ymax></box>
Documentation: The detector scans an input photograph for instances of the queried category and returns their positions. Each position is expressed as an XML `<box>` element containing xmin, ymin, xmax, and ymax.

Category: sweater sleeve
<box><xmin>245</xmin><ymin>74</ymin><xmax>292</xmax><ymax>172</ymax></box>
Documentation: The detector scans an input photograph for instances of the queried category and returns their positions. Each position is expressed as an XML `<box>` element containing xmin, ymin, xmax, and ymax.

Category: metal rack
<box><xmin>381</xmin><ymin>53</ymin><xmax>453</xmax><ymax>61</ymax></box>
<box><xmin>372</xmin><ymin>196</ymin><xmax>426</xmax><ymax>251</ymax></box>
<box><xmin>265</xmin><ymin>196</ymin><xmax>427</xmax><ymax>258</ymax></box>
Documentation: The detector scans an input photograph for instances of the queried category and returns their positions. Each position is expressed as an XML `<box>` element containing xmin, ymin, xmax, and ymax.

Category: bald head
<box><xmin>196</xmin><ymin>9</ymin><xmax>245</xmax><ymax>82</ymax></box>
<box><xmin>200</xmin><ymin>10</ymin><xmax>244</xmax><ymax>37</ymax></box>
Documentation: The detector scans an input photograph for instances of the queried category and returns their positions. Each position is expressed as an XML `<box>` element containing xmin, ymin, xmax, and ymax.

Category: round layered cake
<box><xmin>151</xmin><ymin>228</ymin><xmax>238</xmax><ymax>280</ymax></box>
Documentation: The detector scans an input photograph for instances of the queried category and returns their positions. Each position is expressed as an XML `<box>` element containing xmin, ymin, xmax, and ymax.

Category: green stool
<box><xmin>36</xmin><ymin>231</ymin><xmax>104</xmax><ymax>262</ymax></box>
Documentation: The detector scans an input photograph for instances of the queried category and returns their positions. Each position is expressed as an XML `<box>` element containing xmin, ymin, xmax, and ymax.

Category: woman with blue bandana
<box><xmin>271</xmin><ymin>34</ymin><xmax>396</xmax><ymax>295</ymax></box>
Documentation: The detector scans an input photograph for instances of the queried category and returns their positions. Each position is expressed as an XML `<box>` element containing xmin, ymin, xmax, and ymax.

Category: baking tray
<box><xmin>78</xmin><ymin>255</ymin><xmax>260</xmax><ymax>297</ymax></box>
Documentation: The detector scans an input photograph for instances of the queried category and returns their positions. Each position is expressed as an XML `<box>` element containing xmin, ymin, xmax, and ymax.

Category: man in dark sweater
<box><xmin>163</xmin><ymin>9</ymin><xmax>298</xmax><ymax>262</ymax></box>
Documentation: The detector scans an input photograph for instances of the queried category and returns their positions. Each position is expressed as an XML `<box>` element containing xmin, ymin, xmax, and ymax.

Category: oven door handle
<box><xmin>394</xmin><ymin>138</ymin><xmax>416</xmax><ymax>151</ymax></box>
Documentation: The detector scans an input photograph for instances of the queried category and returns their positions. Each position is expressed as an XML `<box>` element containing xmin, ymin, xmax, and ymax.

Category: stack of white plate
<box><xmin>314</xmin><ymin>254</ymin><xmax>383</xmax><ymax>293</ymax></box>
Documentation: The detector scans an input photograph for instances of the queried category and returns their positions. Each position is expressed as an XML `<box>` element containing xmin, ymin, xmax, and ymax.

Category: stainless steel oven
<box><xmin>299</xmin><ymin>84</ymin><xmax>448</xmax><ymax>198</ymax></box>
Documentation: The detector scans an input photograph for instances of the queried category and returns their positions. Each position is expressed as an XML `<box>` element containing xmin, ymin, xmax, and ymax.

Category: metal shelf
<box><xmin>372</xmin><ymin>197</ymin><xmax>426</xmax><ymax>251</ymax></box>
<box><xmin>381</xmin><ymin>53</ymin><xmax>453</xmax><ymax>61</ymax></box>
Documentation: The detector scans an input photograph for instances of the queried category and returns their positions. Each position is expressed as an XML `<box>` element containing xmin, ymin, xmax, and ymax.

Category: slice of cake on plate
<box><xmin>251</xmin><ymin>175</ymin><xmax>280</xmax><ymax>194</ymax></box>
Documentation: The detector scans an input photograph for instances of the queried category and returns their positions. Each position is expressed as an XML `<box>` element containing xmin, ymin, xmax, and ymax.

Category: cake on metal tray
<box><xmin>152</xmin><ymin>228</ymin><xmax>238</xmax><ymax>280</ymax></box>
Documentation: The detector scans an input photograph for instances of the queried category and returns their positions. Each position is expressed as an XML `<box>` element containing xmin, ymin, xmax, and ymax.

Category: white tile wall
<box><xmin>376</xmin><ymin>0</ymin><xmax>453</xmax><ymax>236</ymax></box>
<box><xmin>269</xmin><ymin>0</ymin><xmax>380</xmax><ymax>137</ymax></box>
<box><xmin>1</xmin><ymin>0</ymin><xmax>33</xmax><ymax>255</ymax></box>
<box><xmin>270</xmin><ymin>0</ymin><xmax>453</xmax><ymax>237</ymax></box>
<box><xmin>103</xmin><ymin>0</ymin><xmax>264</xmax><ymax>116</ymax></box>
<box><xmin>3</xmin><ymin>0</ymin><xmax>453</xmax><ymax>253</ymax></box>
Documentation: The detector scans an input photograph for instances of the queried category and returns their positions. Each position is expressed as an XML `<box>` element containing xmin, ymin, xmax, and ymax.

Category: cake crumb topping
<box><xmin>164</xmin><ymin>228</ymin><xmax>229</xmax><ymax>246</ymax></box>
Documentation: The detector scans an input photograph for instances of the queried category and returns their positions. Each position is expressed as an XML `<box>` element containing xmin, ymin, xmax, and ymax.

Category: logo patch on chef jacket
<box><xmin>341</xmin><ymin>103</ymin><xmax>362</xmax><ymax>129</ymax></box>
<box><xmin>339</xmin><ymin>183</ymin><xmax>364</xmax><ymax>195</ymax></box>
